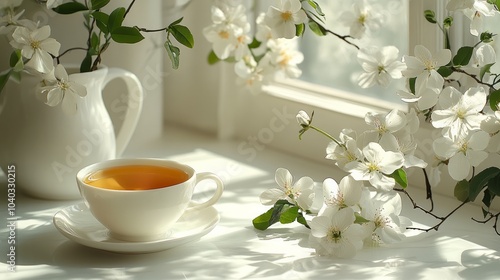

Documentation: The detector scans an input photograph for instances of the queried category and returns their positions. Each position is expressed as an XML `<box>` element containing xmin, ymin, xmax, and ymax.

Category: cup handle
<box><xmin>103</xmin><ymin>68</ymin><xmax>144</xmax><ymax>156</ymax></box>
<box><xmin>188</xmin><ymin>172</ymin><xmax>224</xmax><ymax>211</ymax></box>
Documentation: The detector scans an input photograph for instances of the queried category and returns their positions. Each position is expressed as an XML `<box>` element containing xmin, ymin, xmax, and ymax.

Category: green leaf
<box><xmin>453</xmin><ymin>46</ymin><xmax>474</xmax><ymax>66</ymax></box>
<box><xmin>424</xmin><ymin>10</ymin><xmax>437</xmax><ymax>24</ymax></box>
<box><xmin>296</xmin><ymin>213</ymin><xmax>309</xmax><ymax>228</ymax></box>
<box><xmin>10</xmin><ymin>71</ymin><xmax>20</xmax><ymax>83</ymax></box>
<box><xmin>308</xmin><ymin>21</ymin><xmax>327</xmax><ymax>36</ymax></box>
<box><xmin>482</xmin><ymin>188</ymin><xmax>495</xmax><ymax>209</ymax></box>
<box><xmin>108</xmin><ymin>7</ymin><xmax>126</xmax><ymax>32</ymax></box>
<box><xmin>89</xmin><ymin>32</ymin><xmax>100</xmax><ymax>55</ymax></box>
<box><xmin>90</xmin><ymin>0</ymin><xmax>110</xmax><ymax>10</ymax></box>
<box><xmin>489</xmin><ymin>89</ymin><xmax>500</xmax><ymax>111</ymax></box>
<box><xmin>296</xmin><ymin>23</ymin><xmax>305</xmax><ymax>37</ymax></box>
<box><xmin>437</xmin><ymin>66</ymin><xmax>453</xmax><ymax>77</ymax></box>
<box><xmin>252</xmin><ymin>204</ymin><xmax>284</xmax><ymax>230</ymax></box>
<box><xmin>443</xmin><ymin>16</ymin><xmax>453</xmax><ymax>29</ymax></box>
<box><xmin>165</xmin><ymin>41</ymin><xmax>180</xmax><ymax>70</ymax></box>
<box><xmin>354</xmin><ymin>213</ymin><xmax>370</xmax><ymax>224</ymax></box>
<box><xmin>169</xmin><ymin>25</ymin><xmax>194</xmax><ymax>48</ymax></box>
<box><xmin>207</xmin><ymin>50</ymin><xmax>220</xmax><ymax>65</ymax></box>
<box><xmin>408</xmin><ymin>77</ymin><xmax>416</xmax><ymax>94</ymax></box>
<box><xmin>391</xmin><ymin>168</ymin><xmax>408</xmax><ymax>189</ymax></box>
<box><xmin>279</xmin><ymin>206</ymin><xmax>299</xmax><ymax>224</ymax></box>
<box><xmin>252</xmin><ymin>208</ymin><xmax>275</xmax><ymax>230</ymax></box>
<box><xmin>468</xmin><ymin>167</ymin><xmax>500</xmax><ymax>202</ymax></box>
<box><xmin>92</xmin><ymin>11</ymin><xmax>109</xmax><ymax>34</ymax></box>
<box><xmin>0</xmin><ymin>69</ymin><xmax>12</xmax><ymax>94</ymax></box>
<box><xmin>169</xmin><ymin>17</ymin><xmax>184</xmax><ymax>26</ymax></box>
<box><xmin>454</xmin><ymin>179</ymin><xmax>470</xmax><ymax>202</ymax></box>
<box><xmin>9</xmin><ymin>50</ymin><xmax>23</xmax><ymax>71</ymax></box>
<box><xmin>80</xmin><ymin>52</ymin><xmax>92</xmax><ymax>73</ymax></box>
<box><xmin>111</xmin><ymin>26</ymin><xmax>144</xmax><ymax>43</ymax></box>
<box><xmin>53</xmin><ymin>2</ymin><xmax>88</xmax><ymax>14</ymax></box>
<box><xmin>307</xmin><ymin>0</ymin><xmax>325</xmax><ymax>17</ymax></box>
<box><xmin>479</xmin><ymin>63</ymin><xmax>494</xmax><ymax>81</ymax></box>
<box><xmin>487</xmin><ymin>172</ymin><xmax>500</xmax><ymax>196</ymax></box>
<box><xmin>248</xmin><ymin>38</ymin><xmax>261</xmax><ymax>49</ymax></box>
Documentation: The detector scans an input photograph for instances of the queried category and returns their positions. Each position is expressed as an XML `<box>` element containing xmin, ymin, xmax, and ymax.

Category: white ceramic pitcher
<box><xmin>0</xmin><ymin>67</ymin><xmax>143</xmax><ymax>200</ymax></box>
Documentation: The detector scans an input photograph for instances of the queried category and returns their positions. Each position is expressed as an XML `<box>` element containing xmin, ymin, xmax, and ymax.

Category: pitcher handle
<box><xmin>103</xmin><ymin>68</ymin><xmax>144</xmax><ymax>156</ymax></box>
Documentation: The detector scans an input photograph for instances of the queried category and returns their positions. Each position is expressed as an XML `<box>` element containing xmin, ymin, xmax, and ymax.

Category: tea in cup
<box><xmin>76</xmin><ymin>158</ymin><xmax>224</xmax><ymax>242</ymax></box>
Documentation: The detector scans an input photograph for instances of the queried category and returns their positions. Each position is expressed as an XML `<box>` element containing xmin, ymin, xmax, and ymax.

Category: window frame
<box><xmin>218</xmin><ymin>0</ymin><xmax>449</xmax><ymax>190</ymax></box>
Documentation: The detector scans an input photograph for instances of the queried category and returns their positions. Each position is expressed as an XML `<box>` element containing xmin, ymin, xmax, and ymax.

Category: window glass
<box><xmin>297</xmin><ymin>0</ymin><xmax>409</xmax><ymax>104</ymax></box>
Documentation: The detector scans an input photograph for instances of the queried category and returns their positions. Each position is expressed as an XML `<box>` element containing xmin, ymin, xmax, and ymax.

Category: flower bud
<box><xmin>296</xmin><ymin>110</ymin><xmax>311</xmax><ymax>126</ymax></box>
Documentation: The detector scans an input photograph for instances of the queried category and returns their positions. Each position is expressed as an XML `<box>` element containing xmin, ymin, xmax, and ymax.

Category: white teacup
<box><xmin>76</xmin><ymin>158</ymin><xmax>224</xmax><ymax>242</ymax></box>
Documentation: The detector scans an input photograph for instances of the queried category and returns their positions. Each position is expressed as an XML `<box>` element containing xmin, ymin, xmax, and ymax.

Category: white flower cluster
<box><xmin>0</xmin><ymin>0</ymin><xmax>86</xmax><ymax>114</ymax></box>
<box><xmin>260</xmin><ymin>168</ymin><xmax>411</xmax><ymax>258</ymax></box>
<box><xmin>255</xmin><ymin>0</ymin><xmax>500</xmax><ymax>258</ymax></box>
<box><xmin>203</xmin><ymin>0</ymin><xmax>306</xmax><ymax>93</ymax></box>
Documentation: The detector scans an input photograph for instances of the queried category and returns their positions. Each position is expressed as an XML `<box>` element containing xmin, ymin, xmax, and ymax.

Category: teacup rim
<box><xmin>76</xmin><ymin>158</ymin><xmax>195</xmax><ymax>192</ymax></box>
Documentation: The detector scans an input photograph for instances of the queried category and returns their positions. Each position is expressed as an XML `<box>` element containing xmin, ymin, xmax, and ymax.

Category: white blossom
<box><xmin>264</xmin><ymin>0</ymin><xmax>307</xmax><ymax>39</ymax></box>
<box><xmin>433</xmin><ymin>130</ymin><xmax>490</xmax><ymax>181</ymax></box>
<box><xmin>432</xmin><ymin>86</ymin><xmax>487</xmax><ymax>135</ymax></box>
<box><xmin>364</xmin><ymin>109</ymin><xmax>407</xmax><ymax>137</ymax></box>
<box><xmin>345</xmin><ymin>142</ymin><xmax>405</xmax><ymax>191</ymax></box>
<box><xmin>326</xmin><ymin>129</ymin><xmax>363</xmax><ymax>170</ymax></box>
<box><xmin>259</xmin><ymin>168</ymin><xmax>315</xmax><ymax>210</ymax></box>
<box><xmin>359</xmin><ymin>191</ymin><xmax>410</xmax><ymax>244</ymax></box>
<box><xmin>320</xmin><ymin>176</ymin><xmax>363</xmax><ymax>213</ymax></box>
<box><xmin>402</xmin><ymin>45</ymin><xmax>451</xmax><ymax>85</ymax></box>
<box><xmin>357</xmin><ymin>46</ymin><xmax>406</xmax><ymax>88</ymax></box>
<box><xmin>339</xmin><ymin>0</ymin><xmax>382</xmax><ymax>39</ymax></box>
<box><xmin>265</xmin><ymin>38</ymin><xmax>304</xmax><ymax>78</ymax></box>
<box><xmin>9</xmin><ymin>25</ymin><xmax>60</xmax><ymax>74</ymax></box>
<box><xmin>38</xmin><ymin>64</ymin><xmax>87</xmax><ymax>115</ymax></box>
<box><xmin>309</xmin><ymin>207</ymin><xmax>371</xmax><ymax>258</ymax></box>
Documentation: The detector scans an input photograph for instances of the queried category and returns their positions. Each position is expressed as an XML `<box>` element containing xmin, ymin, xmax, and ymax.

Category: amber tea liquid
<box><xmin>84</xmin><ymin>165</ymin><xmax>189</xmax><ymax>190</ymax></box>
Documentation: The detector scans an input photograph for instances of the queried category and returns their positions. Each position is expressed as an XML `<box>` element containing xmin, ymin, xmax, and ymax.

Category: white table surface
<box><xmin>1</xmin><ymin>125</ymin><xmax>499</xmax><ymax>280</ymax></box>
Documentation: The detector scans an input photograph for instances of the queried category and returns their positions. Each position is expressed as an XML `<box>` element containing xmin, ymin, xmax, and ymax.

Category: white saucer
<box><xmin>53</xmin><ymin>202</ymin><xmax>220</xmax><ymax>254</ymax></box>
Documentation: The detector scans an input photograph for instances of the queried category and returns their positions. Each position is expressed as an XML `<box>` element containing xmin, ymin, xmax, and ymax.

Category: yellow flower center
<box><xmin>423</xmin><ymin>58</ymin><xmax>436</xmax><ymax>71</ymax></box>
<box><xmin>281</xmin><ymin>11</ymin><xmax>293</xmax><ymax>22</ymax></box>
<box><xmin>57</xmin><ymin>81</ymin><xmax>69</xmax><ymax>91</ymax></box>
<box><xmin>218</xmin><ymin>30</ymin><xmax>230</xmax><ymax>39</ymax></box>
<box><xmin>358</xmin><ymin>13</ymin><xmax>367</xmax><ymax>25</ymax></box>
<box><xmin>30</xmin><ymin>40</ymin><xmax>41</xmax><ymax>50</ymax></box>
<box><xmin>368</xmin><ymin>163</ymin><xmax>379</xmax><ymax>172</ymax></box>
<box><xmin>279</xmin><ymin>51</ymin><xmax>292</xmax><ymax>67</ymax></box>
<box><xmin>374</xmin><ymin>209</ymin><xmax>390</xmax><ymax>229</ymax></box>
<box><xmin>328</xmin><ymin>228</ymin><xmax>342</xmax><ymax>243</ymax></box>
<box><xmin>378</xmin><ymin>65</ymin><xmax>386</xmax><ymax>74</ymax></box>
<box><xmin>456</xmin><ymin>108</ymin><xmax>466</xmax><ymax>120</ymax></box>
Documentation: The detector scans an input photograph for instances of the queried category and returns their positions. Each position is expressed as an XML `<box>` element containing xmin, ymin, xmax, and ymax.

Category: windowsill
<box><xmin>265</xmin><ymin>79</ymin><xmax>408</xmax><ymax>119</ymax></box>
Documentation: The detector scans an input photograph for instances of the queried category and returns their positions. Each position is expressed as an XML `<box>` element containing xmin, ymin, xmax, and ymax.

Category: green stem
<box><xmin>309</xmin><ymin>125</ymin><xmax>344</xmax><ymax>148</ymax></box>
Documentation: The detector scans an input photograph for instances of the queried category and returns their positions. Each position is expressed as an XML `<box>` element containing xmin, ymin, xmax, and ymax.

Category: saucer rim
<box><xmin>53</xmin><ymin>202</ymin><xmax>220</xmax><ymax>253</ymax></box>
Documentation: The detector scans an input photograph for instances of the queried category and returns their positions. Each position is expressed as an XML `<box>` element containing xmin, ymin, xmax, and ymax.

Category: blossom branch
<box><xmin>304</xmin><ymin>12</ymin><xmax>360</xmax><ymax>50</ymax></box>
<box><xmin>395</xmin><ymin>187</ymin><xmax>469</xmax><ymax>233</ymax></box>
<box><xmin>55</xmin><ymin>47</ymin><xmax>88</xmax><ymax>64</ymax></box>
<box><xmin>472</xmin><ymin>211</ymin><xmax>500</xmax><ymax>235</ymax></box>
<box><xmin>124</xmin><ymin>0</ymin><xmax>137</xmax><ymax>18</ymax></box>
